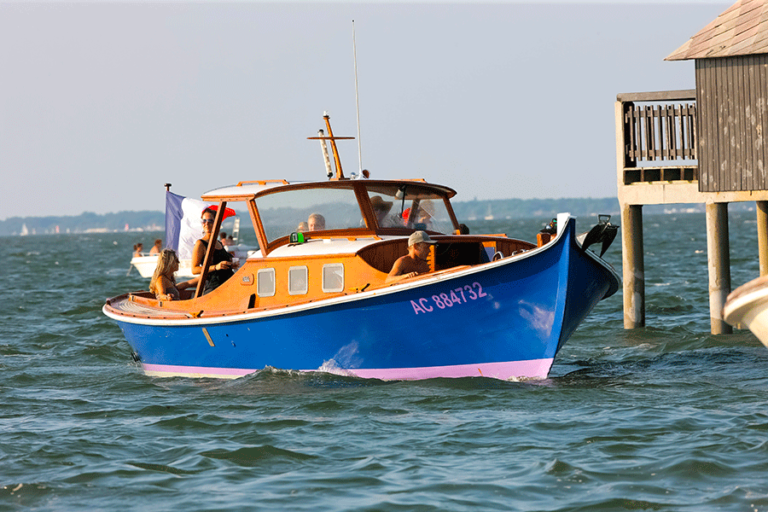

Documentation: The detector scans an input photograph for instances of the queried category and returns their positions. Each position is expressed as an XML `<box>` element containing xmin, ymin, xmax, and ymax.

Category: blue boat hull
<box><xmin>107</xmin><ymin>220</ymin><xmax>619</xmax><ymax>380</ymax></box>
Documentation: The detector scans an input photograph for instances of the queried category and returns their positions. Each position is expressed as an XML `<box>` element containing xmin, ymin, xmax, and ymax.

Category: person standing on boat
<box><xmin>150</xmin><ymin>249</ymin><xmax>198</xmax><ymax>301</ymax></box>
<box><xmin>192</xmin><ymin>208</ymin><xmax>237</xmax><ymax>294</ymax></box>
<box><xmin>386</xmin><ymin>231</ymin><xmax>436</xmax><ymax>283</ymax></box>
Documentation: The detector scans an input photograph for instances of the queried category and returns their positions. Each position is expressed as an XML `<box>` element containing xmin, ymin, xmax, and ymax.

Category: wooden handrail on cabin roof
<box><xmin>236</xmin><ymin>179</ymin><xmax>290</xmax><ymax>187</ymax></box>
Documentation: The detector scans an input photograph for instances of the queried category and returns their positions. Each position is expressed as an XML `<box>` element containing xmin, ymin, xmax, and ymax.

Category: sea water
<box><xmin>2</xmin><ymin>213</ymin><xmax>768</xmax><ymax>511</ymax></box>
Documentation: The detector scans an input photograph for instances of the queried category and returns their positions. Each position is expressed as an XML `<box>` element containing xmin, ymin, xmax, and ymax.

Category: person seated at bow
<box><xmin>192</xmin><ymin>207</ymin><xmax>238</xmax><ymax>294</ymax></box>
<box><xmin>386</xmin><ymin>231</ymin><xmax>436</xmax><ymax>283</ymax></box>
<box><xmin>133</xmin><ymin>243</ymin><xmax>144</xmax><ymax>258</ymax></box>
<box><xmin>149</xmin><ymin>249</ymin><xmax>198</xmax><ymax>301</ymax></box>
<box><xmin>308</xmin><ymin>213</ymin><xmax>326</xmax><ymax>231</ymax></box>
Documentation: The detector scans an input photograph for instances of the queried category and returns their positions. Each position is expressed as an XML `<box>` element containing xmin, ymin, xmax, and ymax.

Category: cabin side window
<box><xmin>257</xmin><ymin>268</ymin><xmax>276</xmax><ymax>297</ymax></box>
<box><xmin>322</xmin><ymin>264</ymin><xmax>344</xmax><ymax>293</ymax></box>
<box><xmin>288</xmin><ymin>266</ymin><xmax>309</xmax><ymax>295</ymax></box>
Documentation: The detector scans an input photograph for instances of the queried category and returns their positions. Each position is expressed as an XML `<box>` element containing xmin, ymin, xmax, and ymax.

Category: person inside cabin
<box><xmin>133</xmin><ymin>243</ymin><xmax>144</xmax><ymax>258</ymax></box>
<box><xmin>386</xmin><ymin>231</ymin><xmax>436</xmax><ymax>283</ymax></box>
<box><xmin>371</xmin><ymin>196</ymin><xmax>402</xmax><ymax>228</ymax></box>
<box><xmin>149</xmin><ymin>239</ymin><xmax>162</xmax><ymax>255</ymax></box>
<box><xmin>149</xmin><ymin>249</ymin><xmax>198</xmax><ymax>301</ymax></box>
<box><xmin>308</xmin><ymin>213</ymin><xmax>326</xmax><ymax>231</ymax></box>
<box><xmin>412</xmin><ymin>200</ymin><xmax>435</xmax><ymax>231</ymax></box>
<box><xmin>192</xmin><ymin>207</ymin><xmax>238</xmax><ymax>294</ymax></box>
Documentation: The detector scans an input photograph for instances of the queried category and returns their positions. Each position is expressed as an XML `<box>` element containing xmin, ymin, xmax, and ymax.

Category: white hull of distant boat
<box><xmin>130</xmin><ymin>255</ymin><xmax>195</xmax><ymax>278</ymax></box>
<box><xmin>723</xmin><ymin>276</ymin><xmax>768</xmax><ymax>346</ymax></box>
<box><xmin>131</xmin><ymin>245</ymin><xmax>259</xmax><ymax>279</ymax></box>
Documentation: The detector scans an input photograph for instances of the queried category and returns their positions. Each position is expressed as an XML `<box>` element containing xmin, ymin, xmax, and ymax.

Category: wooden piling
<box><xmin>621</xmin><ymin>204</ymin><xmax>645</xmax><ymax>329</ymax></box>
<box><xmin>757</xmin><ymin>201</ymin><xmax>768</xmax><ymax>277</ymax></box>
<box><xmin>705</xmin><ymin>203</ymin><xmax>732</xmax><ymax>334</ymax></box>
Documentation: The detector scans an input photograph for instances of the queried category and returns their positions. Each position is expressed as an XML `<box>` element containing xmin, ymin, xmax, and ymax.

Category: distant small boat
<box><xmin>130</xmin><ymin>245</ymin><xmax>256</xmax><ymax>279</ymax></box>
<box><xmin>130</xmin><ymin>254</ymin><xmax>195</xmax><ymax>279</ymax></box>
<box><xmin>723</xmin><ymin>276</ymin><xmax>768</xmax><ymax>345</ymax></box>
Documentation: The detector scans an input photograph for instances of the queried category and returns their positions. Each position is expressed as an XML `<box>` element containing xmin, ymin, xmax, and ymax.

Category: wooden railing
<box><xmin>617</xmin><ymin>90</ymin><xmax>698</xmax><ymax>184</ymax></box>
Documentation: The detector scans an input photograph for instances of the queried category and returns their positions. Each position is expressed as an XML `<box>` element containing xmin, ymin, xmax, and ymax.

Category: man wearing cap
<box><xmin>386</xmin><ymin>231</ymin><xmax>436</xmax><ymax>283</ymax></box>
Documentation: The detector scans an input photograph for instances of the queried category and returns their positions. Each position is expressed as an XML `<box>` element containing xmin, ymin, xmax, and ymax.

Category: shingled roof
<box><xmin>666</xmin><ymin>0</ymin><xmax>768</xmax><ymax>61</ymax></box>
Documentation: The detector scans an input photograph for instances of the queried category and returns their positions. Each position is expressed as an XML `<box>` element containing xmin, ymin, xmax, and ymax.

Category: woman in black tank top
<box><xmin>191</xmin><ymin>207</ymin><xmax>237</xmax><ymax>294</ymax></box>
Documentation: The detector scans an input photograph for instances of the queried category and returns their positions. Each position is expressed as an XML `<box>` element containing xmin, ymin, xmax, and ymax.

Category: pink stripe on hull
<box><xmin>329</xmin><ymin>359</ymin><xmax>554</xmax><ymax>381</ymax></box>
<box><xmin>141</xmin><ymin>359</ymin><xmax>554</xmax><ymax>381</ymax></box>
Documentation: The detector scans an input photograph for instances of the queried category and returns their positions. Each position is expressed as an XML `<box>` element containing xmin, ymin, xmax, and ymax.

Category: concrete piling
<box><xmin>621</xmin><ymin>204</ymin><xmax>645</xmax><ymax>329</ymax></box>
<box><xmin>705</xmin><ymin>203</ymin><xmax>732</xmax><ymax>335</ymax></box>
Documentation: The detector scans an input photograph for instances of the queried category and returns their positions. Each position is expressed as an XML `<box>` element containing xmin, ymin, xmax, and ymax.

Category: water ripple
<box><xmin>4</xmin><ymin>216</ymin><xmax>768</xmax><ymax>510</ymax></box>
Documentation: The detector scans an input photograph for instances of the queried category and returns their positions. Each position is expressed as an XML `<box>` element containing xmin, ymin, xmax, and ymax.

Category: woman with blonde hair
<box><xmin>149</xmin><ymin>249</ymin><xmax>198</xmax><ymax>301</ymax></box>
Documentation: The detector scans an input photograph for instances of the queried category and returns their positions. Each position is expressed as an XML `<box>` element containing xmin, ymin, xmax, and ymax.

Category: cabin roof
<box><xmin>666</xmin><ymin>0</ymin><xmax>768</xmax><ymax>61</ymax></box>
<box><xmin>200</xmin><ymin>179</ymin><xmax>457</xmax><ymax>202</ymax></box>
<box><xmin>201</xmin><ymin>180</ymin><xmax>291</xmax><ymax>201</ymax></box>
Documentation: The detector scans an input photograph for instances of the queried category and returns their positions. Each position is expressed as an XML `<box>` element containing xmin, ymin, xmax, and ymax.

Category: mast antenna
<box><xmin>352</xmin><ymin>20</ymin><xmax>363</xmax><ymax>176</ymax></box>
<box><xmin>307</xmin><ymin>113</ymin><xmax>354</xmax><ymax>180</ymax></box>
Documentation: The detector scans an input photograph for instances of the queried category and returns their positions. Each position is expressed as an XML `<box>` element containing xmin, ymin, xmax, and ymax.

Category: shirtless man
<box><xmin>149</xmin><ymin>239</ymin><xmax>162</xmax><ymax>255</ymax></box>
<box><xmin>386</xmin><ymin>231</ymin><xmax>436</xmax><ymax>283</ymax></box>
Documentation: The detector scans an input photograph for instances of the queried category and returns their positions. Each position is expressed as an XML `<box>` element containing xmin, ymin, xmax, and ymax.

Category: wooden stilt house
<box><xmin>616</xmin><ymin>0</ymin><xmax>768</xmax><ymax>332</ymax></box>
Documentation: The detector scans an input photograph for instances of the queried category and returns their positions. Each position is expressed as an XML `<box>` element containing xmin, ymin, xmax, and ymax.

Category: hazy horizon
<box><xmin>1</xmin><ymin>1</ymin><xmax>725</xmax><ymax>221</ymax></box>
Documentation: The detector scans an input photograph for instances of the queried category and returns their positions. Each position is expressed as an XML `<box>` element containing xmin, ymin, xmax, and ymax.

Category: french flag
<box><xmin>164</xmin><ymin>191</ymin><xmax>236</xmax><ymax>260</ymax></box>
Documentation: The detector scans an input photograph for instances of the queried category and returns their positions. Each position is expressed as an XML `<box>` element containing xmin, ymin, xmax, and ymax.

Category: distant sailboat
<box><xmin>20</xmin><ymin>224</ymin><xmax>29</xmax><ymax>236</ymax></box>
<box><xmin>484</xmin><ymin>205</ymin><xmax>494</xmax><ymax>220</ymax></box>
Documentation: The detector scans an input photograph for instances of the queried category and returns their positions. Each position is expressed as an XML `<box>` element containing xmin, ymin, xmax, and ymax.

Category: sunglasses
<box><xmin>201</xmin><ymin>219</ymin><xmax>215</xmax><ymax>224</ymax></box>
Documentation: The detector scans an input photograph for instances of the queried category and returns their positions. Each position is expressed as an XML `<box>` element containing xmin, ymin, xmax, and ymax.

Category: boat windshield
<box><xmin>366</xmin><ymin>184</ymin><xmax>454</xmax><ymax>234</ymax></box>
<box><xmin>255</xmin><ymin>186</ymin><xmax>365</xmax><ymax>243</ymax></box>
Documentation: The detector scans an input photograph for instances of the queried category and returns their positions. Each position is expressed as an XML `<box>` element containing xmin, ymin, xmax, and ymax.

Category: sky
<box><xmin>0</xmin><ymin>1</ymin><xmax>729</xmax><ymax>220</ymax></box>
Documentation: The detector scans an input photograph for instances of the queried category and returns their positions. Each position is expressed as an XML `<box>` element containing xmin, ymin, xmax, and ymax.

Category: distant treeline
<box><xmin>1</xmin><ymin>198</ymin><xmax>756</xmax><ymax>236</ymax></box>
<box><xmin>451</xmin><ymin>197</ymin><xmax>620</xmax><ymax>222</ymax></box>
<box><xmin>0</xmin><ymin>211</ymin><xmax>165</xmax><ymax>236</ymax></box>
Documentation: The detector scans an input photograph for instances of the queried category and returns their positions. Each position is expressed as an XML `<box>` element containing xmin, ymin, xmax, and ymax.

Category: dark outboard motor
<box><xmin>581</xmin><ymin>214</ymin><xmax>619</xmax><ymax>257</ymax></box>
<box><xmin>540</xmin><ymin>218</ymin><xmax>557</xmax><ymax>235</ymax></box>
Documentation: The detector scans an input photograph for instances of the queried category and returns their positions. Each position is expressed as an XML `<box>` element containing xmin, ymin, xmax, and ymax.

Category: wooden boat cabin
<box><xmin>116</xmin><ymin>179</ymin><xmax>536</xmax><ymax>318</ymax></box>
